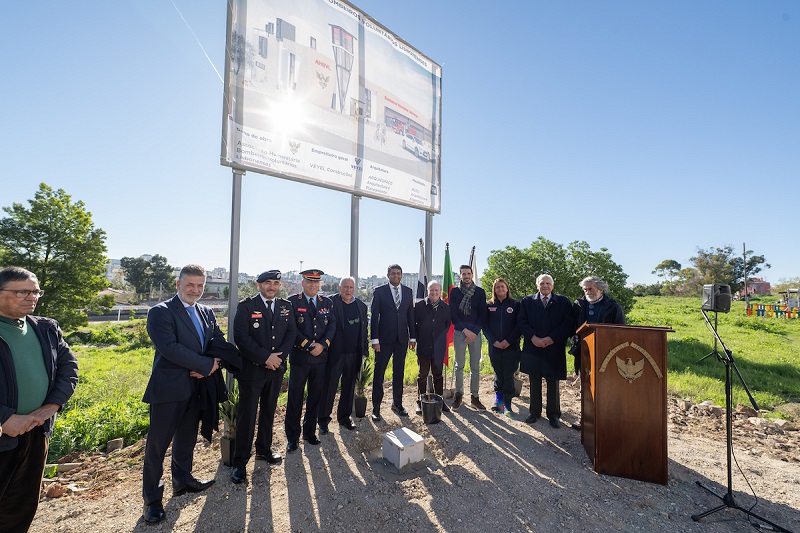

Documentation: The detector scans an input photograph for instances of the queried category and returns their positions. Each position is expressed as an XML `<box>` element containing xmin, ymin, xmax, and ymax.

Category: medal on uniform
<box><xmin>253</xmin><ymin>322</ymin><xmax>260</xmax><ymax>328</ymax></box>
<box><xmin>299</xmin><ymin>316</ymin><xmax>305</xmax><ymax>323</ymax></box>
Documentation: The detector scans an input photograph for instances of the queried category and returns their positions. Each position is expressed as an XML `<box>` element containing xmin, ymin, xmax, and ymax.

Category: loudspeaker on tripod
<box><xmin>701</xmin><ymin>284</ymin><xmax>731</xmax><ymax>313</ymax></box>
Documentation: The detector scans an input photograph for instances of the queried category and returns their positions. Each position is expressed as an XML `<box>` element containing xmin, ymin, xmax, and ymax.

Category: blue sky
<box><xmin>1</xmin><ymin>1</ymin><xmax>797</xmax><ymax>288</ymax></box>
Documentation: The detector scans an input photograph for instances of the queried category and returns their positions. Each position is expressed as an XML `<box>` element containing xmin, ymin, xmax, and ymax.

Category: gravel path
<box><xmin>32</xmin><ymin>376</ymin><xmax>800</xmax><ymax>532</ymax></box>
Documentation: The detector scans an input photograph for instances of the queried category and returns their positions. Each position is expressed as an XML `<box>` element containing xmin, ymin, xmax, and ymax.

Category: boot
<box><xmin>452</xmin><ymin>392</ymin><xmax>463</xmax><ymax>409</ymax></box>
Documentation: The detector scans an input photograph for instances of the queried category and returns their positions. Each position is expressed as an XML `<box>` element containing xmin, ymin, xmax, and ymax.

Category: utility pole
<box><xmin>743</xmin><ymin>243</ymin><xmax>748</xmax><ymax>308</ymax></box>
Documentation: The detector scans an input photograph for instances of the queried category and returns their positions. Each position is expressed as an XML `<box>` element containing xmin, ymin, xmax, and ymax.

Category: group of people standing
<box><xmin>0</xmin><ymin>260</ymin><xmax>626</xmax><ymax>530</ymax></box>
<box><xmin>136</xmin><ymin>262</ymin><xmax>626</xmax><ymax>524</ymax></box>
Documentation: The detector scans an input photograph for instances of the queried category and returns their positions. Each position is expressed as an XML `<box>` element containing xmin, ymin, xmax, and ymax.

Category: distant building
<box><xmin>740</xmin><ymin>278</ymin><xmax>771</xmax><ymax>297</ymax></box>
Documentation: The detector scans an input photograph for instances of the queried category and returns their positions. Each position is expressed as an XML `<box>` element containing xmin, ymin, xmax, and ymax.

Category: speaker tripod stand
<box><xmin>691</xmin><ymin>309</ymin><xmax>790</xmax><ymax>532</ymax></box>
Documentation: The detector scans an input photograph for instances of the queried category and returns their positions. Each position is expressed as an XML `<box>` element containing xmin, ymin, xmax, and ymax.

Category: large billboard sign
<box><xmin>221</xmin><ymin>0</ymin><xmax>443</xmax><ymax>213</ymax></box>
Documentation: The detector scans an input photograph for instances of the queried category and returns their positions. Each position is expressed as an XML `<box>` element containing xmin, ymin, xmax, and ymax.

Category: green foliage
<box><xmin>773</xmin><ymin>276</ymin><xmax>800</xmax><ymax>294</ymax></box>
<box><xmin>219</xmin><ymin>376</ymin><xmax>238</xmax><ymax>437</ymax></box>
<box><xmin>65</xmin><ymin>320</ymin><xmax>152</xmax><ymax>349</ymax></box>
<box><xmin>631</xmin><ymin>283</ymin><xmax>662</xmax><ymax>296</ymax></box>
<box><xmin>672</xmin><ymin>245</ymin><xmax>771</xmax><ymax>296</ymax></box>
<box><xmin>481</xmin><ymin>237</ymin><xmax>634</xmax><ymax>314</ymax></box>
<box><xmin>120</xmin><ymin>254</ymin><xmax>175</xmax><ymax>300</ymax></box>
<box><xmin>629</xmin><ymin>296</ymin><xmax>800</xmax><ymax>409</ymax></box>
<box><xmin>0</xmin><ymin>183</ymin><xmax>108</xmax><ymax>329</ymax></box>
<box><xmin>357</xmin><ymin>356</ymin><xmax>374</xmax><ymax>394</ymax></box>
<box><xmin>86</xmin><ymin>293</ymin><xmax>116</xmax><ymax>316</ymax></box>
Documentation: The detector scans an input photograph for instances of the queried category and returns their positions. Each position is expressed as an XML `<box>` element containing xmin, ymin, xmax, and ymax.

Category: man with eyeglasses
<box><xmin>0</xmin><ymin>266</ymin><xmax>79</xmax><ymax>532</ymax></box>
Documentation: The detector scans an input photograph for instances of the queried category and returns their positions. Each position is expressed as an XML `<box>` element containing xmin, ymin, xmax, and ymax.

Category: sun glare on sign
<box><xmin>268</xmin><ymin>96</ymin><xmax>307</xmax><ymax>138</ymax></box>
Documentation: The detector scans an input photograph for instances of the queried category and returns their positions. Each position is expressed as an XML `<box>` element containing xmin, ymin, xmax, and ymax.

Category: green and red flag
<box><xmin>442</xmin><ymin>243</ymin><xmax>455</xmax><ymax>365</ymax></box>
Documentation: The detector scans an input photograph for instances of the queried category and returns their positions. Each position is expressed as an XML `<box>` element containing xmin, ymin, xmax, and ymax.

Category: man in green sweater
<box><xmin>0</xmin><ymin>266</ymin><xmax>79</xmax><ymax>532</ymax></box>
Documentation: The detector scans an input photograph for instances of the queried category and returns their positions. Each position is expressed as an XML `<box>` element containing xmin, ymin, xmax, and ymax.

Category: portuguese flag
<box><xmin>442</xmin><ymin>243</ymin><xmax>455</xmax><ymax>365</ymax></box>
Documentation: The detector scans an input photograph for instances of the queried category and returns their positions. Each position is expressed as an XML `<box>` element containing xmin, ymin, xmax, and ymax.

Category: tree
<box><xmin>687</xmin><ymin>245</ymin><xmax>770</xmax><ymax>294</ymax></box>
<box><xmin>730</xmin><ymin>250</ymin><xmax>770</xmax><ymax>293</ymax></box>
<box><xmin>120</xmin><ymin>254</ymin><xmax>176</xmax><ymax>299</ymax></box>
<box><xmin>652</xmin><ymin>259</ymin><xmax>682</xmax><ymax>281</ymax></box>
<box><xmin>773</xmin><ymin>276</ymin><xmax>800</xmax><ymax>294</ymax></box>
<box><xmin>0</xmin><ymin>183</ymin><xmax>107</xmax><ymax>329</ymax></box>
<box><xmin>481</xmin><ymin>237</ymin><xmax>634</xmax><ymax>314</ymax></box>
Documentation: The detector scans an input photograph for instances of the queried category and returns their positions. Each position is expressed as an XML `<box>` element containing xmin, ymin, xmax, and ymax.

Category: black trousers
<box><xmin>489</xmin><ymin>347</ymin><xmax>520</xmax><ymax>398</ymax></box>
<box><xmin>416</xmin><ymin>354</ymin><xmax>444</xmax><ymax>397</ymax></box>
<box><xmin>284</xmin><ymin>360</ymin><xmax>325</xmax><ymax>442</ymax></box>
<box><xmin>529</xmin><ymin>373</ymin><xmax>561</xmax><ymax>420</ymax></box>
<box><xmin>142</xmin><ymin>397</ymin><xmax>201</xmax><ymax>505</ymax></box>
<box><xmin>372</xmin><ymin>342</ymin><xmax>407</xmax><ymax>409</ymax></box>
<box><xmin>319</xmin><ymin>352</ymin><xmax>360</xmax><ymax>425</ymax></box>
<box><xmin>0</xmin><ymin>426</ymin><xmax>47</xmax><ymax>533</ymax></box>
<box><xmin>233</xmin><ymin>369</ymin><xmax>285</xmax><ymax>467</ymax></box>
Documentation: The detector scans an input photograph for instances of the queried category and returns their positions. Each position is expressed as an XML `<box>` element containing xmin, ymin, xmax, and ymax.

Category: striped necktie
<box><xmin>393</xmin><ymin>286</ymin><xmax>400</xmax><ymax>308</ymax></box>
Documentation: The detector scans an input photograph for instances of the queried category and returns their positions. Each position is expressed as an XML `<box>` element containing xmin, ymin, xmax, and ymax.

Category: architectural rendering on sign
<box><xmin>221</xmin><ymin>0</ymin><xmax>443</xmax><ymax>212</ymax></box>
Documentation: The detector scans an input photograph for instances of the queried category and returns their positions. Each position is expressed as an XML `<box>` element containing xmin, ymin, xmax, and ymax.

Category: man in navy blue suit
<box><xmin>370</xmin><ymin>264</ymin><xmax>416</xmax><ymax>420</ymax></box>
<box><xmin>284</xmin><ymin>269</ymin><xmax>336</xmax><ymax>452</ymax></box>
<box><xmin>141</xmin><ymin>264</ymin><xmax>231</xmax><ymax>524</ymax></box>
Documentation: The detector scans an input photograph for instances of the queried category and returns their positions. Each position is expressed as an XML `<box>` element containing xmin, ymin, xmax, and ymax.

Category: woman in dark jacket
<box><xmin>414</xmin><ymin>281</ymin><xmax>452</xmax><ymax>414</ymax></box>
<box><xmin>483</xmin><ymin>278</ymin><xmax>521</xmax><ymax>417</ymax></box>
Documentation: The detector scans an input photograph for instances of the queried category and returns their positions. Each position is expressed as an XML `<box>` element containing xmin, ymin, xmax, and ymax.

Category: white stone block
<box><xmin>382</xmin><ymin>427</ymin><xmax>424</xmax><ymax>471</ymax></box>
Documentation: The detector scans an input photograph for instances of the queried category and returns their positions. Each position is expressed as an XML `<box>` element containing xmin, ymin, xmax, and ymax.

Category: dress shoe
<box><xmin>371</xmin><ymin>411</ymin><xmax>382</xmax><ymax>422</ymax></box>
<box><xmin>391</xmin><ymin>404</ymin><xmax>409</xmax><ymax>416</ymax></box>
<box><xmin>172</xmin><ymin>478</ymin><xmax>215</xmax><ymax>497</ymax></box>
<box><xmin>339</xmin><ymin>420</ymin><xmax>357</xmax><ymax>431</ymax></box>
<box><xmin>230</xmin><ymin>466</ymin><xmax>247</xmax><ymax>484</ymax></box>
<box><xmin>303</xmin><ymin>434</ymin><xmax>321</xmax><ymax>445</ymax></box>
<box><xmin>256</xmin><ymin>451</ymin><xmax>283</xmax><ymax>464</ymax></box>
<box><xmin>570</xmin><ymin>421</ymin><xmax>582</xmax><ymax>431</ymax></box>
<box><xmin>471</xmin><ymin>396</ymin><xmax>486</xmax><ymax>410</ymax></box>
<box><xmin>549</xmin><ymin>417</ymin><xmax>560</xmax><ymax>428</ymax></box>
<box><xmin>286</xmin><ymin>441</ymin><xmax>299</xmax><ymax>453</ymax></box>
<box><xmin>525</xmin><ymin>413</ymin><xmax>540</xmax><ymax>424</ymax></box>
<box><xmin>143</xmin><ymin>501</ymin><xmax>166</xmax><ymax>523</ymax></box>
<box><xmin>319</xmin><ymin>424</ymin><xmax>330</xmax><ymax>435</ymax></box>
<box><xmin>441</xmin><ymin>402</ymin><xmax>451</xmax><ymax>413</ymax></box>
<box><xmin>452</xmin><ymin>392</ymin><xmax>463</xmax><ymax>409</ymax></box>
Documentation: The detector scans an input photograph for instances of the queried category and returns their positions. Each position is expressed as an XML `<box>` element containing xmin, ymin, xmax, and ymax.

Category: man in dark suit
<box><xmin>0</xmin><ymin>266</ymin><xmax>78</xmax><ymax>532</ymax></box>
<box><xmin>414</xmin><ymin>280</ymin><xmax>451</xmax><ymax>414</ymax></box>
<box><xmin>370</xmin><ymin>264</ymin><xmax>416</xmax><ymax>420</ymax></box>
<box><xmin>142</xmin><ymin>264</ymin><xmax>231</xmax><ymax>523</ymax></box>
<box><xmin>318</xmin><ymin>276</ymin><xmax>368</xmax><ymax>433</ymax></box>
<box><xmin>518</xmin><ymin>274</ymin><xmax>574</xmax><ymax>429</ymax></box>
<box><xmin>285</xmin><ymin>269</ymin><xmax>336</xmax><ymax>452</ymax></box>
<box><xmin>230</xmin><ymin>270</ymin><xmax>296</xmax><ymax>484</ymax></box>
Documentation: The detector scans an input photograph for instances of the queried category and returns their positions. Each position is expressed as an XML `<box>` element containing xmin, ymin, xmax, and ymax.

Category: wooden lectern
<box><xmin>577</xmin><ymin>323</ymin><xmax>673</xmax><ymax>485</ymax></box>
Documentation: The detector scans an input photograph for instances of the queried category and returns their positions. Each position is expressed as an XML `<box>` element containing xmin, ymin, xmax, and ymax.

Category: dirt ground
<box><xmin>31</xmin><ymin>375</ymin><xmax>800</xmax><ymax>532</ymax></box>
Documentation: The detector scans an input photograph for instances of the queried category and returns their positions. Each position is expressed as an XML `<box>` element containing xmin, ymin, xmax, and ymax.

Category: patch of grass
<box><xmin>630</xmin><ymin>297</ymin><xmax>800</xmax><ymax>409</ymax></box>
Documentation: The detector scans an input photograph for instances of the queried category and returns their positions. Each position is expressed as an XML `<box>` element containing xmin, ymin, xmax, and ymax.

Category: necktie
<box><xmin>187</xmin><ymin>306</ymin><xmax>205</xmax><ymax>345</ymax></box>
<box><xmin>542</xmin><ymin>296</ymin><xmax>549</xmax><ymax>308</ymax></box>
<box><xmin>393</xmin><ymin>286</ymin><xmax>400</xmax><ymax>309</ymax></box>
<box><xmin>265</xmin><ymin>300</ymin><xmax>274</xmax><ymax>322</ymax></box>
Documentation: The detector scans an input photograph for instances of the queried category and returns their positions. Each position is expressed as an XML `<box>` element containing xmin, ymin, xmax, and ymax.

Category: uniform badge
<box><xmin>506</xmin><ymin>307</ymin><xmax>514</xmax><ymax>314</ymax></box>
<box><xmin>252</xmin><ymin>311</ymin><xmax>262</xmax><ymax>318</ymax></box>
<box><xmin>253</xmin><ymin>322</ymin><xmax>260</xmax><ymax>328</ymax></box>
<box><xmin>299</xmin><ymin>316</ymin><xmax>305</xmax><ymax>324</ymax></box>
<box><xmin>489</xmin><ymin>306</ymin><xmax>497</xmax><ymax>312</ymax></box>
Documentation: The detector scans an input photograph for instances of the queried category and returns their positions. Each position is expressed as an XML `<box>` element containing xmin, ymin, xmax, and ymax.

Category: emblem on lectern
<box><xmin>616</xmin><ymin>357</ymin><xmax>644</xmax><ymax>383</ymax></box>
<box><xmin>600</xmin><ymin>342</ymin><xmax>663</xmax><ymax>382</ymax></box>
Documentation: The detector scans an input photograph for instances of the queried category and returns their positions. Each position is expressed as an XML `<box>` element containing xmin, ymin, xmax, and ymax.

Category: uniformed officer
<box><xmin>230</xmin><ymin>270</ymin><xmax>296</xmax><ymax>484</ymax></box>
<box><xmin>284</xmin><ymin>269</ymin><xmax>336</xmax><ymax>452</ymax></box>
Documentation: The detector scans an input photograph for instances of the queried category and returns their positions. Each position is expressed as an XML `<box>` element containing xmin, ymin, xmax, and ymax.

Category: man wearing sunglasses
<box><xmin>0</xmin><ymin>266</ymin><xmax>79</xmax><ymax>532</ymax></box>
